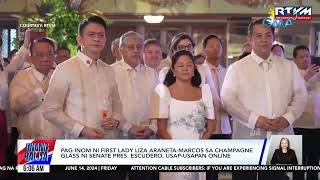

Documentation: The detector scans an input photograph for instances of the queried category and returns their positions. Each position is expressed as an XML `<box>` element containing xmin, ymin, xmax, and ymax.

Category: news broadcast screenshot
<box><xmin>0</xmin><ymin>0</ymin><xmax>320</xmax><ymax>180</ymax></box>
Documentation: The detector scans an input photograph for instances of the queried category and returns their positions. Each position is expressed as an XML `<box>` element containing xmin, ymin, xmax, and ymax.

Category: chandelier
<box><xmin>143</xmin><ymin>0</ymin><xmax>192</xmax><ymax>7</ymax></box>
<box><xmin>225</xmin><ymin>0</ymin><xmax>293</xmax><ymax>8</ymax></box>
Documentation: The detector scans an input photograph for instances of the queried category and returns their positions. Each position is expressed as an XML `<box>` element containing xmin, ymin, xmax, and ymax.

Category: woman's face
<box><xmin>280</xmin><ymin>139</ymin><xmax>289</xmax><ymax>149</ymax></box>
<box><xmin>173</xmin><ymin>55</ymin><xmax>195</xmax><ymax>82</ymax></box>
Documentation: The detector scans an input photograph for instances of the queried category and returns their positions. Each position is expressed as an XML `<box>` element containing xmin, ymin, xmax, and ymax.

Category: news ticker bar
<box><xmin>10</xmin><ymin>165</ymin><xmax>320</xmax><ymax>173</ymax></box>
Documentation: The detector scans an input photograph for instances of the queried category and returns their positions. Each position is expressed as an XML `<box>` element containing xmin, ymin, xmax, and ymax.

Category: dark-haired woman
<box><xmin>271</xmin><ymin>137</ymin><xmax>298</xmax><ymax>165</ymax></box>
<box><xmin>153</xmin><ymin>50</ymin><xmax>216</xmax><ymax>180</ymax></box>
<box><xmin>268</xmin><ymin>137</ymin><xmax>298</xmax><ymax>180</ymax></box>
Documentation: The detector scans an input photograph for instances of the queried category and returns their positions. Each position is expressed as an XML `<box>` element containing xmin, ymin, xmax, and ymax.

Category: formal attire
<box><xmin>293</xmin><ymin>69</ymin><xmax>320</xmax><ymax>180</ymax></box>
<box><xmin>43</xmin><ymin>52</ymin><xmax>126</xmax><ymax>139</ymax></box>
<box><xmin>204</xmin><ymin>62</ymin><xmax>232</xmax><ymax>180</ymax></box>
<box><xmin>112</xmin><ymin>60</ymin><xmax>159</xmax><ymax>180</ymax></box>
<box><xmin>154</xmin><ymin>84</ymin><xmax>214</xmax><ymax>180</ymax></box>
<box><xmin>0</xmin><ymin>46</ymin><xmax>28</xmax><ymax>171</ymax></box>
<box><xmin>221</xmin><ymin>52</ymin><xmax>307</xmax><ymax>139</ymax></box>
<box><xmin>9</xmin><ymin>66</ymin><xmax>61</xmax><ymax>138</ymax></box>
<box><xmin>111</xmin><ymin>60</ymin><xmax>159</xmax><ymax>138</ymax></box>
<box><xmin>221</xmin><ymin>52</ymin><xmax>307</xmax><ymax>180</ymax></box>
<box><xmin>204</xmin><ymin>62</ymin><xmax>232</xmax><ymax>137</ymax></box>
<box><xmin>43</xmin><ymin>52</ymin><xmax>126</xmax><ymax>180</ymax></box>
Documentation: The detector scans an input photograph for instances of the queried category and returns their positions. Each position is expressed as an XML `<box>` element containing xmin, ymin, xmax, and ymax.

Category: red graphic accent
<box><xmin>17</xmin><ymin>140</ymin><xmax>56</xmax><ymax>165</ymax></box>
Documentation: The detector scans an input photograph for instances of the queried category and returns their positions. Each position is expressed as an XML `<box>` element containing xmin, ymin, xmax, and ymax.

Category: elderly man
<box><xmin>111</xmin><ymin>31</ymin><xmax>159</xmax><ymax>180</ymax></box>
<box><xmin>55</xmin><ymin>47</ymin><xmax>71</xmax><ymax>64</ymax></box>
<box><xmin>111</xmin><ymin>37</ymin><xmax>122</xmax><ymax>62</ymax></box>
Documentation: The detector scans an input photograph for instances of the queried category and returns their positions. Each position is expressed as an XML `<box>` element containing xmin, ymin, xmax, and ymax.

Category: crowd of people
<box><xmin>0</xmin><ymin>16</ymin><xmax>319</xmax><ymax>180</ymax></box>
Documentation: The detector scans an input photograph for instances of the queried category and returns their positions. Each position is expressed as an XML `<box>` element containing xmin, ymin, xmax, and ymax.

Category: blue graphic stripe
<box><xmin>258</xmin><ymin>138</ymin><xmax>267</xmax><ymax>165</ymax></box>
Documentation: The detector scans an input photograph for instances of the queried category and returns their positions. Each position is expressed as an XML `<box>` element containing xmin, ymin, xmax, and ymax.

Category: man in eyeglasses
<box><xmin>43</xmin><ymin>16</ymin><xmax>127</xmax><ymax>180</ymax></box>
<box><xmin>111</xmin><ymin>31</ymin><xmax>158</xmax><ymax>141</ymax></box>
<box><xmin>9</xmin><ymin>37</ymin><xmax>62</xmax><ymax>139</ymax></box>
<box><xmin>111</xmin><ymin>31</ymin><xmax>159</xmax><ymax>180</ymax></box>
<box><xmin>43</xmin><ymin>16</ymin><xmax>126</xmax><ymax>141</ymax></box>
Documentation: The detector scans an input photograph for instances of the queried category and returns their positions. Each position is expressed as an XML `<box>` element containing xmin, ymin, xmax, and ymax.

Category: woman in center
<box><xmin>154</xmin><ymin>50</ymin><xmax>216</xmax><ymax>180</ymax></box>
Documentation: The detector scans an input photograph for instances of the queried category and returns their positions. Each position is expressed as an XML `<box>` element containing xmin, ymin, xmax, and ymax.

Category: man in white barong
<box><xmin>43</xmin><ymin>15</ymin><xmax>126</xmax><ymax>180</ymax></box>
<box><xmin>221</xmin><ymin>19</ymin><xmax>307</xmax><ymax>180</ymax></box>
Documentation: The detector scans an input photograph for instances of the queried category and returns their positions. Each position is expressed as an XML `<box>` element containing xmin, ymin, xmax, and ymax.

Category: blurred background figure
<box><xmin>194</xmin><ymin>53</ymin><xmax>205</xmax><ymax>65</ymax></box>
<box><xmin>293</xmin><ymin>45</ymin><xmax>320</xmax><ymax>180</ymax></box>
<box><xmin>143</xmin><ymin>38</ymin><xmax>163</xmax><ymax>72</ymax></box>
<box><xmin>111</xmin><ymin>37</ymin><xmax>122</xmax><ymax>62</ymax></box>
<box><xmin>271</xmin><ymin>43</ymin><xmax>285</xmax><ymax>58</ymax></box>
<box><xmin>56</xmin><ymin>47</ymin><xmax>71</xmax><ymax>64</ymax></box>
<box><xmin>0</xmin><ymin>29</ymin><xmax>30</xmax><ymax>180</ymax></box>
<box><xmin>241</xmin><ymin>41</ymin><xmax>252</xmax><ymax>54</ymax></box>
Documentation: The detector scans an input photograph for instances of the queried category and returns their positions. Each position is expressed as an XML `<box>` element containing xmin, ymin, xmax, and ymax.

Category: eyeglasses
<box><xmin>124</xmin><ymin>44</ymin><xmax>143</xmax><ymax>51</ymax></box>
<box><xmin>177</xmin><ymin>44</ymin><xmax>193</xmax><ymax>51</ymax></box>
<box><xmin>33</xmin><ymin>52</ymin><xmax>55</xmax><ymax>59</ymax></box>
<box><xmin>84</xmin><ymin>32</ymin><xmax>106</xmax><ymax>39</ymax></box>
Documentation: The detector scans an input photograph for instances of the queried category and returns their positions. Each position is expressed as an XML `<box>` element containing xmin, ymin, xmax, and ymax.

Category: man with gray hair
<box><xmin>111</xmin><ymin>37</ymin><xmax>122</xmax><ymax>62</ymax></box>
<box><xmin>111</xmin><ymin>31</ymin><xmax>158</xmax><ymax>180</ymax></box>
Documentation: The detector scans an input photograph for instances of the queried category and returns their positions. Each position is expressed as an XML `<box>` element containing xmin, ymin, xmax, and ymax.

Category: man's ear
<box><xmin>119</xmin><ymin>46</ymin><xmax>125</xmax><ymax>58</ymax></box>
<box><xmin>76</xmin><ymin>35</ymin><xmax>82</xmax><ymax>47</ymax></box>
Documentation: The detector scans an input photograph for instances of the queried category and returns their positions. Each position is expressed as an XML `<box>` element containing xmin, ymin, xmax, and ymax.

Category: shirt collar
<box><xmin>32</xmin><ymin>66</ymin><xmax>45</xmax><ymax>82</ymax></box>
<box><xmin>205</xmin><ymin>60</ymin><xmax>222</xmax><ymax>72</ymax></box>
<box><xmin>120</xmin><ymin>59</ymin><xmax>143</xmax><ymax>72</ymax></box>
<box><xmin>251</xmin><ymin>51</ymin><xmax>273</xmax><ymax>65</ymax></box>
<box><xmin>77</xmin><ymin>51</ymin><xmax>100</xmax><ymax>67</ymax></box>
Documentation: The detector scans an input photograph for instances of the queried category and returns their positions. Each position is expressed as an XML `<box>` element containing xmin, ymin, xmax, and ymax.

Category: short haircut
<box><xmin>164</xmin><ymin>50</ymin><xmax>201</xmax><ymax>87</ymax></box>
<box><xmin>29</xmin><ymin>37</ymin><xmax>57</xmax><ymax>56</ymax></box>
<box><xmin>202</xmin><ymin>34</ymin><xmax>222</xmax><ymax>48</ymax></box>
<box><xmin>170</xmin><ymin>32</ymin><xmax>195</xmax><ymax>51</ymax></box>
<box><xmin>57</xmin><ymin>47</ymin><xmax>70</xmax><ymax>54</ymax></box>
<box><xmin>271</xmin><ymin>44</ymin><xmax>284</xmax><ymax>53</ymax></box>
<box><xmin>293</xmin><ymin>45</ymin><xmax>309</xmax><ymax>58</ymax></box>
<box><xmin>78</xmin><ymin>16</ymin><xmax>107</xmax><ymax>36</ymax></box>
<box><xmin>119</xmin><ymin>31</ymin><xmax>143</xmax><ymax>47</ymax></box>
<box><xmin>144</xmin><ymin>39</ymin><xmax>161</xmax><ymax>49</ymax></box>
<box><xmin>248</xmin><ymin>18</ymin><xmax>275</xmax><ymax>36</ymax></box>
